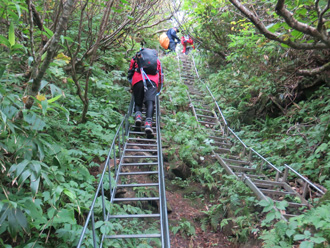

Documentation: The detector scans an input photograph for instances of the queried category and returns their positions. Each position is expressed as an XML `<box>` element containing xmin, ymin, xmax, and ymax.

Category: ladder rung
<box><xmin>252</xmin><ymin>180</ymin><xmax>285</xmax><ymax>187</ymax></box>
<box><xmin>213</xmin><ymin>141</ymin><xmax>231</xmax><ymax>148</ymax></box>
<box><xmin>283</xmin><ymin>213</ymin><xmax>300</xmax><ymax>219</ymax></box>
<box><xmin>260</xmin><ymin>189</ymin><xmax>297</xmax><ymax>196</ymax></box>
<box><xmin>117</xmin><ymin>183</ymin><xmax>159</xmax><ymax>187</ymax></box>
<box><xmin>127</xmin><ymin>138</ymin><xmax>156</xmax><ymax>142</ymax></box>
<box><xmin>196</xmin><ymin>114</ymin><xmax>217</xmax><ymax>119</ymax></box>
<box><xmin>251</xmin><ymin>179</ymin><xmax>283</xmax><ymax>185</ymax></box>
<box><xmin>126</xmin><ymin>143</ymin><xmax>157</xmax><ymax>147</ymax></box>
<box><xmin>113</xmin><ymin>197</ymin><xmax>159</xmax><ymax>202</ymax></box>
<box><xmin>274</xmin><ymin>200</ymin><xmax>308</xmax><ymax>208</ymax></box>
<box><xmin>124</xmin><ymin>149</ymin><xmax>158</xmax><ymax>152</ymax></box>
<box><xmin>239</xmin><ymin>173</ymin><xmax>268</xmax><ymax>179</ymax></box>
<box><xmin>109</xmin><ymin>214</ymin><xmax>160</xmax><ymax>219</ymax></box>
<box><xmin>105</xmin><ymin>234</ymin><xmax>161</xmax><ymax>239</ymax></box>
<box><xmin>222</xmin><ymin>154</ymin><xmax>242</xmax><ymax>160</ymax></box>
<box><xmin>121</xmin><ymin>162</ymin><xmax>158</xmax><ymax>166</ymax></box>
<box><xmin>199</xmin><ymin>120</ymin><xmax>217</xmax><ymax>125</ymax></box>
<box><xmin>119</xmin><ymin>171</ymin><xmax>158</xmax><ymax>176</ymax></box>
<box><xmin>222</xmin><ymin>158</ymin><xmax>249</xmax><ymax>165</ymax></box>
<box><xmin>123</xmin><ymin>155</ymin><xmax>158</xmax><ymax>158</ymax></box>
<box><xmin>129</xmin><ymin>131</ymin><xmax>157</xmax><ymax>135</ymax></box>
<box><xmin>132</xmin><ymin>125</ymin><xmax>156</xmax><ymax>130</ymax></box>
<box><xmin>214</xmin><ymin>148</ymin><xmax>231</xmax><ymax>153</ymax></box>
<box><xmin>229</xmin><ymin>165</ymin><xmax>256</xmax><ymax>172</ymax></box>
<box><xmin>194</xmin><ymin>108</ymin><xmax>213</xmax><ymax>113</ymax></box>
<box><xmin>209</xmin><ymin>136</ymin><xmax>227</xmax><ymax>141</ymax></box>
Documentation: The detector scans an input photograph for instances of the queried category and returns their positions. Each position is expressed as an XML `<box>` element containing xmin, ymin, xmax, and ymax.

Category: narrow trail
<box><xmin>77</xmin><ymin>50</ymin><xmax>325</xmax><ymax>248</ymax></box>
<box><xmin>177</xmin><ymin>52</ymin><xmax>325</xmax><ymax>221</ymax></box>
<box><xmin>166</xmin><ymin>181</ymin><xmax>235</xmax><ymax>248</ymax></box>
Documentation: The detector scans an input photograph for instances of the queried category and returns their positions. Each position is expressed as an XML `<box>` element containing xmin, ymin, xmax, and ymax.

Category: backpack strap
<box><xmin>140</xmin><ymin>68</ymin><xmax>156</xmax><ymax>92</ymax></box>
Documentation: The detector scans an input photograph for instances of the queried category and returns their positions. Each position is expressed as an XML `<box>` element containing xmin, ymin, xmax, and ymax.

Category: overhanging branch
<box><xmin>229</xmin><ymin>0</ymin><xmax>329</xmax><ymax>50</ymax></box>
<box><xmin>297</xmin><ymin>61</ymin><xmax>330</xmax><ymax>76</ymax></box>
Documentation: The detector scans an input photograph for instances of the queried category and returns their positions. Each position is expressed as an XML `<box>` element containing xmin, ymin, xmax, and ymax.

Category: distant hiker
<box><xmin>127</xmin><ymin>48</ymin><xmax>163</xmax><ymax>138</ymax></box>
<box><xmin>181</xmin><ymin>35</ymin><xmax>195</xmax><ymax>54</ymax></box>
<box><xmin>166</xmin><ymin>27</ymin><xmax>180</xmax><ymax>53</ymax></box>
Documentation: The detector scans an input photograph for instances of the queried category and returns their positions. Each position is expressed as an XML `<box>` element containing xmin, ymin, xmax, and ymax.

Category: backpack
<box><xmin>135</xmin><ymin>48</ymin><xmax>158</xmax><ymax>75</ymax></box>
<box><xmin>159</xmin><ymin>33</ymin><xmax>169</xmax><ymax>49</ymax></box>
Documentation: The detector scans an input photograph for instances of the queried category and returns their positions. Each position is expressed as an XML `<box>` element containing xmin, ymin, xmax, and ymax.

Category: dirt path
<box><xmin>166</xmin><ymin>181</ymin><xmax>235</xmax><ymax>248</ymax></box>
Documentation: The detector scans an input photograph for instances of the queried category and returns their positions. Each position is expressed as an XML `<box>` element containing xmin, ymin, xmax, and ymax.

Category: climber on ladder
<box><xmin>181</xmin><ymin>34</ymin><xmax>195</xmax><ymax>55</ymax></box>
<box><xmin>127</xmin><ymin>47</ymin><xmax>163</xmax><ymax>138</ymax></box>
<box><xmin>166</xmin><ymin>27</ymin><xmax>180</xmax><ymax>53</ymax></box>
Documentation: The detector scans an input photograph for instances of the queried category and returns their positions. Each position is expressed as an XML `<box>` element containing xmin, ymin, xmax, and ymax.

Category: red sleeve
<box><xmin>129</xmin><ymin>58</ymin><xmax>135</xmax><ymax>70</ymax></box>
<box><xmin>157</xmin><ymin>59</ymin><xmax>163</xmax><ymax>85</ymax></box>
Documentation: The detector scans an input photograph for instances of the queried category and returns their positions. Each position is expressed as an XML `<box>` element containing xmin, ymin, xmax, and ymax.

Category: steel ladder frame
<box><xmin>178</xmin><ymin>52</ymin><xmax>325</xmax><ymax>221</ymax></box>
<box><xmin>77</xmin><ymin>96</ymin><xmax>170</xmax><ymax>247</ymax></box>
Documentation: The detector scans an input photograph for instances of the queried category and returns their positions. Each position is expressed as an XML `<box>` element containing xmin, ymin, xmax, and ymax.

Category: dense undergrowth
<box><xmin>192</xmin><ymin>31</ymin><xmax>330</xmax><ymax>248</ymax></box>
<box><xmin>159</xmin><ymin>34</ymin><xmax>330</xmax><ymax>247</ymax></box>
<box><xmin>160</xmin><ymin>51</ymin><xmax>330</xmax><ymax>247</ymax></box>
<box><xmin>1</xmin><ymin>0</ymin><xmax>329</xmax><ymax>247</ymax></box>
<box><xmin>0</xmin><ymin>47</ymin><xmax>130</xmax><ymax>247</ymax></box>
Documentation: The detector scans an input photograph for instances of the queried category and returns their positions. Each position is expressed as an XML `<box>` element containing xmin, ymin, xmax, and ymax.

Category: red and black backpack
<box><xmin>135</xmin><ymin>48</ymin><xmax>158</xmax><ymax>75</ymax></box>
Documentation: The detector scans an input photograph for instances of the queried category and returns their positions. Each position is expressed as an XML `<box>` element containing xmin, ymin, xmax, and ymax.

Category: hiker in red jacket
<box><xmin>181</xmin><ymin>35</ymin><xmax>195</xmax><ymax>54</ymax></box>
<box><xmin>127</xmin><ymin>48</ymin><xmax>163</xmax><ymax>138</ymax></box>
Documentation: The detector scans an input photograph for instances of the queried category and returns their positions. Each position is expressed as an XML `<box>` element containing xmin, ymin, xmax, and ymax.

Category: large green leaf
<box><xmin>8</xmin><ymin>22</ymin><xmax>15</xmax><ymax>47</ymax></box>
<box><xmin>23</xmin><ymin>111</ymin><xmax>46</xmax><ymax>131</ymax></box>
<box><xmin>299</xmin><ymin>241</ymin><xmax>313</xmax><ymax>248</ymax></box>
<box><xmin>0</xmin><ymin>203</ymin><xmax>28</xmax><ymax>238</ymax></box>
<box><xmin>30</xmin><ymin>172</ymin><xmax>40</xmax><ymax>195</ymax></box>
<box><xmin>47</xmin><ymin>94</ymin><xmax>62</xmax><ymax>103</ymax></box>
<box><xmin>12</xmin><ymin>159</ymin><xmax>30</xmax><ymax>178</ymax></box>
<box><xmin>53</xmin><ymin>208</ymin><xmax>76</xmax><ymax>225</ymax></box>
<box><xmin>0</xmin><ymin>35</ymin><xmax>10</xmax><ymax>47</ymax></box>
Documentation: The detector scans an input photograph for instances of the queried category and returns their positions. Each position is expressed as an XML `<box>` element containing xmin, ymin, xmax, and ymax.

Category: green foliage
<box><xmin>0</xmin><ymin>0</ymin><xmax>174</xmax><ymax>246</ymax></box>
<box><xmin>170</xmin><ymin>218</ymin><xmax>196</xmax><ymax>237</ymax></box>
<box><xmin>163</xmin><ymin>111</ymin><xmax>211</xmax><ymax>168</ymax></box>
<box><xmin>0</xmin><ymin>10</ymin><xmax>129</xmax><ymax>248</ymax></box>
<box><xmin>258</xmin><ymin>199</ymin><xmax>286</xmax><ymax>226</ymax></box>
<box><xmin>201</xmin><ymin>174</ymin><xmax>258</xmax><ymax>242</ymax></box>
<box><xmin>261</xmin><ymin>203</ymin><xmax>330</xmax><ymax>247</ymax></box>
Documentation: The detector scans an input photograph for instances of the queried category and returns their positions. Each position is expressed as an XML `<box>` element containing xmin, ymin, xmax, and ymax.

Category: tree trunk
<box><xmin>26</xmin><ymin>0</ymin><xmax>75</xmax><ymax>109</ymax></box>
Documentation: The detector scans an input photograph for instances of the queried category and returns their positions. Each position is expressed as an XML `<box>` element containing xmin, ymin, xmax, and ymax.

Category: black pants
<box><xmin>169</xmin><ymin>41</ymin><xmax>176</xmax><ymax>52</ymax></box>
<box><xmin>133</xmin><ymin>81</ymin><xmax>157</xmax><ymax>121</ymax></box>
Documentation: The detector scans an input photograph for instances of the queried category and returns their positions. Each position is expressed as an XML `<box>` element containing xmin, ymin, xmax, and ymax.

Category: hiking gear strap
<box><xmin>157</xmin><ymin>61</ymin><xmax>163</xmax><ymax>96</ymax></box>
<box><xmin>141</xmin><ymin>68</ymin><xmax>155</xmax><ymax>92</ymax></box>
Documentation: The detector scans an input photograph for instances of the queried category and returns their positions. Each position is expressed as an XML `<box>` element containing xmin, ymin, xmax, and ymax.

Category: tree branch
<box><xmin>26</xmin><ymin>0</ymin><xmax>76</xmax><ymax>109</ymax></box>
<box><xmin>317</xmin><ymin>0</ymin><xmax>330</xmax><ymax>32</ymax></box>
<box><xmin>297</xmin><ymin>61</ymin><xmax>330</xmax><ymax>76</ymax></box>
<box><xmin>229</xmin><ymin>0</ymin><xmax>329</xmax><ymax>49</ymax></box>
<box><xmin>275</xmin><ymin>0</ymin><xmax>330</xmax><ymax>46</ymax></box>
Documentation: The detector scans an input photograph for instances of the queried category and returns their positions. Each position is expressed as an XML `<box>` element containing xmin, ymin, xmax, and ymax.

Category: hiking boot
<box><xmin>145</xmin><ymin>121</ymin><xmax>154</xmax><ymax>139</ymax></box>
<box><xmin>135</xmin><ymin>115</ymin><xmax>142</xmax><ymax>130</ymax></box>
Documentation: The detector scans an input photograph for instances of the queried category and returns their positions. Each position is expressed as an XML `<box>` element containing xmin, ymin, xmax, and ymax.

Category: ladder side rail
<box><xmin>242</xmin><ymin>175</ymin><xmax>288</xmax><ymax>222</ymax></box>
<box><xmin>284</xmin><ymin>164</ymin><xmax>325</xmax><ymax>195</ymax></box>
<box><xmin>249</xmin><ymin>147</ymin><xmax>282</xmax><ymax>175</ymax></box>
<box><xmin>185</xmin><ymin>54</ymin><xmax>325</xmax><ymax>221</ymax></box>
<box><xmin>185</xmin><ymin>89</ymin><xmax>199</xmax><ymax>122</ymax></box>
<box><xmin>191</xmin><ymin>54</ymin><xmax>283</xmax><ymax>177</ymax></box>
<box><xmin>191</xmin><ymin>55</ymin><xmax>228</xmax><ymax>127</ymax></box>
<box><xmin>156</xmin><ymin>95</ymin><xmax>171</xmax><ymax>248</ymax></box>
<box><xmin>77</xmin><ymin>97</ymin><xmax>134</xmax><ymax>248</ymax></box>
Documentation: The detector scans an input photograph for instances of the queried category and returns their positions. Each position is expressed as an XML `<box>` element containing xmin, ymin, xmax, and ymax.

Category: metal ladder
<box><xmin>178</xmin><ymin>52</ymin><xmax>325</xmax><ymax>221</ymax></box>
<box><xmin>77</xmin><ymin>96</ymin><xmax>170</xmax><ymax>248</ymax></box>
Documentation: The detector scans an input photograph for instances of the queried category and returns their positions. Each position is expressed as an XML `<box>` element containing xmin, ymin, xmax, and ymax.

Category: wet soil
<box><xmin>166</xmin><ymin>180</ymin><xmax>235</xmax><ymax>248</ymax></box>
